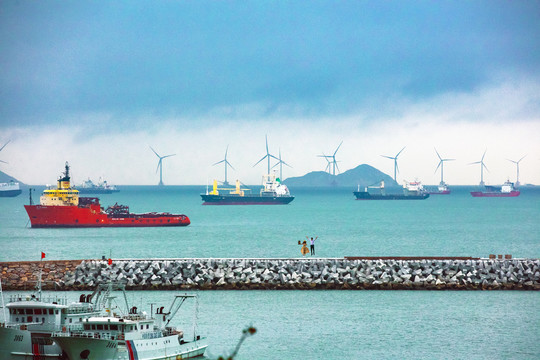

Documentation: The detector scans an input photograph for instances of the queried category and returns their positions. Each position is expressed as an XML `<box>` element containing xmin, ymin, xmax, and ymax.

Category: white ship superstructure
<box><xmin>53</xmin><ymin>294</ymin><xmax>207</xmax><ymax>360</ymax></box>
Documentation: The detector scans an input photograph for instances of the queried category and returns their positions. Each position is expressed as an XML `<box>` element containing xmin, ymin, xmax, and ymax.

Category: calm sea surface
<box><xmin>1</xmin><ymin>185</ymin><xmax>539</xmax><ymax>359</ymax></box>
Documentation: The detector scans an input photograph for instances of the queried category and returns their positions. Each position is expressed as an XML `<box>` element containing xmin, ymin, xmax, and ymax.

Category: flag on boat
<box><xmin>41</xmin><ymin>252</ymin><xmax>46</xmax><ymax>259</ymax></box>
<box><xmin>108</xmin><ymin>258</ymin><xmax>112</xmax><ymax>265</ymax></box>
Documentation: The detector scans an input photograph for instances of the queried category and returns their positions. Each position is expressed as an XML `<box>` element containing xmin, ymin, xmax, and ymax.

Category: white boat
<box><xmin>0</xmin><ymin>181</ymin><xmax>21</xmax><ymax>197</ymax></box>
<box><xmin>53</xmin><ymin>293</ymin><xmax>207</xmax><ymax>360</ymax></box>
<box><xmin>0</xmin><ymin>275</ymin><xmax>111</xmax><ymax>360</ymax></box>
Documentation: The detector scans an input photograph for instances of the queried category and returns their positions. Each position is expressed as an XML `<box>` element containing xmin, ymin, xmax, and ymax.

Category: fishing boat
<box><xmin>75</xmin><ymin>177</ymin><xmax>119</xmax><ymax>194</ymax></box>
<box><xmin>24</xmin><ymin>162</ymin><xmax>190</xmax><ymax>227</ymax></box>
<box><xmin>0</xmin><ymin>180</ymin><xmax>21</xmax><ymax>197</ymax></box>
<box><xmin>470</xmin><ymin>180</ymin><xmax>520</xmax><ymax>197</ymax></box>
<box><xmin>53</xmin><ymin>293</ymin><xmax>207</xmax><ymax>360</ymax></box>
<box><xmin>201</xmin><ymin>173</ymin><xmax>294</xmax><ymax>205</ymax></box>
<box><xmin>354</xmin><ymin>180</ymin><xmax>430</xmax><ymax>200</ymax></box>
<box><xmin>0</xmin><ymin>274</ymin><xmax>115</xmax><ymax>360</ymax></box>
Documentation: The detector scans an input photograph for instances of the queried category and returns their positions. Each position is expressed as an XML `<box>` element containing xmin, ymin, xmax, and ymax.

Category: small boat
<box><xmin>354</xmin><ymin>180</ymin><xmax>430</xmax><ymax>200</ymax></box>
<box><xmin>53</xmin><ymin>293</ymin><xmax>207</xmax><ymax>360</ymax></box>
<box><xmin>0</xmin><ymin>180</ymin><xmax>22</xmax><ymax>197</ymax></box>
<box><xmin>470</xmin><ymin>180</ymin><xmax>520</xmax><ymax>197</ymax></box>
<box><xmin>201</xmin><ymin>173</ymin><xmax>294</xmax><ymax>205</ymax></box>
<box><xmin>24</xmin><ymin>162</ymin><xmax>190</xmax><ymax>227</ymax></box>
<box><xmin>75</xmin><ymin>177</ymin><xmax>120</xmax><ymax>194</ymax></box>
<box><xmin>0</xmin><ymin>274</ymin><xmax>115</xmax><ymax>359</ymax></box>
<box><xmin>427</xmin><ymin>182</ymin><xmax>451</xmax><ymax>195</ymax></box>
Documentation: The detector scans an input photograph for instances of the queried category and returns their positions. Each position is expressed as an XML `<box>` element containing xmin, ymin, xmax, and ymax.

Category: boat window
<box><xmin>49</xmin><ymin>309</ymin><xmax>54</xmax><ymax>315</ymax></box>
<box><xmin>55</xmin><ymin>310</ymin><xmax>59</xmax><ymax>315</ymax></box>
<box><xmin>146</xmin><ymin>324</ymin><xmax>149</xmax><ymax>329</ymax></box>
<box><xmin>84</xmin><ymin>325</ymin><xmax>89</xmax><ymax>330</ymax></box>
<box><xmin>91</xmin><ymin>325</ymin><xmax>96</xmax><ymax>330</ymax></box>
<box><xmin>27</xmin><ymin>316</ymin><xmax>32</xmax><ymax>322</ymax></box>
<box><xmin>97</xmin><ymin>324</ymin><xmax>103</xmax><ymax>330</ymax></box>
<box><xmin>35</xmin><ymin>309</ymin><xmax>42</xmax><ymax>315</ymax></box>
<box><xmin>17</xmin><ymin>309</ymin><xmax>24</xmax><ymax>315</ymax></box>
<box><xmin>15</xmin><ymin>317</ymin><xmax>19</xmax><ymax>322</ymax></box>
<box><xmin>42</xmin><ymin>318</ymin><xmax>45</xmax><ymax>323</ymax></box>
<box><xmin>111</xmin><ymin>324</ymin><xmax>118</xmax><ymax>331</ymax></box>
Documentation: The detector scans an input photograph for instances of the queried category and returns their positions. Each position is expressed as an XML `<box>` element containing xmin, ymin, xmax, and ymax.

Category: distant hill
<box><xmin>283</xmin><ymin>164</ymin><xmax>398</xmax><ymax>187</ymax></box>
<box><xmin>0</xmin><ymin>170</ymin><xmax>25</xmax><ymax>185</ymax></box>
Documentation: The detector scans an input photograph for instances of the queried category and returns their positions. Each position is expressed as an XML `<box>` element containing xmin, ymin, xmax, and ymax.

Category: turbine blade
<box><xmin>149</xmin><ymin>146</ymin><xmax>160</xmax><ymax>158</ymax></box>
<box><xmin>0</xmin><ymin>159</ymin><xmax>7</xmax><ymax>164</ymax></box>
<box><xmin>162</xmin><ymin>154</ymin><xmax>176</xmax><ymax>159</ymax></box>
<box><xmin>468</xmin><ymin>161</ymin><xmax>481</xmax><ymax>165</ymax></box>
<box><xmin>435</xmin><ymin>161</ymin><xmax>442</xmax><ymax>174</ymax></box>
<box><xmin>0</xmin><ymin>140</ymin><xmax>11</xmax><ymax>152</ymax></box>
<box><xmin>156</xmin><ymin>160</ymin><xmax>161</xmax><ymax>174</ymax></box>
<box><xmin>381</xmin><ymin>155</ymin><xmax>395</xmax><ymax>160</ymax></box>
<box><xmin>434</xmin><ymin>147</ymin><xmax>442</xmax><ymax>161</ymax></box>
<box><xmin>334</xmin><ymin>141</ymin><xmax>343</xmax><ymax>156</ymax></box>
<box><xmin>481</xmin><ymin>149</ymin><xmax>487</xmax><ymax>161</ymax></box>
<box><xmin>213</xmin><ymin>159</ymin><xmax>225</xmax><ymax>166</ymax></box>
<box><xmin>253</xmin><ymin>155</ymin><xmax>267</xmax><ymax>167</ymax></box>
<box><xmin>396</xmin><ymin>146</ymin><xmax>406</xmax><ymax>158</ymax></box>
<box><xmin>225</xmin><ymin>160</ymin><xmax>235</xmax><ymax>170</ymax></box>
<box><xmin>518</xmin><ymin>155</ymin><xmax>527</xmax><ymax>163</ymax></box>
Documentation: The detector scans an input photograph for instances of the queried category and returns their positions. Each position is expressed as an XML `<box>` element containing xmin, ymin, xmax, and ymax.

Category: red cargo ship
<box><xmin>24</xmin><ymin>162</ymin><xmax>190</xmax><ymax>228</ymax></box>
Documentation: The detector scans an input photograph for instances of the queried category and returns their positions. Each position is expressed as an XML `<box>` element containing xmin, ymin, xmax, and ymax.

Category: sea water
<box><xmin>1</xmin><ymin>186</ymin><xmax>539</xmax><ymax>359</ymax></box>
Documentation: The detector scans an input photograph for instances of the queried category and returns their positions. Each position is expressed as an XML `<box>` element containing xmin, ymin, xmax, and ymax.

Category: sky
<box><xmin>1</xmin><ymin>1</ymin><xmax>539</xmax><ymax>186</ymax></box>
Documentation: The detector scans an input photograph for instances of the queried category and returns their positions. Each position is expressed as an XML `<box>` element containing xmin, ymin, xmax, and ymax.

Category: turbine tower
<box><xmin>213</xmin><ymin>145</ymin><xmax>235</xmax><ymax>186</ymax></box>
<box><xmin>318</xmin><ymin>141</ymin><xmax>343</xmax><ymax>176</ymax></box>
<box><xmin>469</xmin><ymin>149</ymin><xmax>488</xmax><ymax>186</ymax></box>
<box><xmin>150</xmin><ymin>146</ymin><xmax>175</xmax><ymax>186</ymax></box>
<box><xmin>507</xmin><ymin>155</ymin><xmax>526</xmax><ymax>186</ymax></box>
<box><xmin>0</xmin><ymin>140</ymin><xmax>11</xmax><ymax>164</ymax></box>
<box><xmin>434</xmin><ymin>148</ymin><xmax>455</xmax><ymax>185</ymax></box>
<box><xmin>381</xmin><ymin>146</ymin><xmax>405</xmax><ymax>183</ymax></box>
<box><xmin>253</xmin><ymin>135</ymin><xmax>279</xmax><ymax>174</ymax></box>
<box><xmin>271</xmin><ymin>148</ymin><xmax>292</xmax><ymax>180</ymax></box>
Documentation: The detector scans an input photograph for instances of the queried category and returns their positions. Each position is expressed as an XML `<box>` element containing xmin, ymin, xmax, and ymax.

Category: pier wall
<box><xmin>1</xmin><ymin>258</ymin><xmax>539</xmax><ymax>291</ymax></box>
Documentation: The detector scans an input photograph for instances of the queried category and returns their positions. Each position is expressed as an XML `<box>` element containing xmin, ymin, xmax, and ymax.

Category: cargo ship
<box><xmin>24</xmin><ymin>162</ymin><xmax>190</xmax><ymax>227</ymax></box>
<box><xmin>74</xmin><ymin>177</ymin><xmax>119</xmax><ymax>194</ymax></box>
<box><xmin>201</xmin><ymin>173</ymin><xmax>294</xmax><ymax>205</ymax></box>
<box><xmin>470</xmin><ymin>180</ymin><xmax>520</xmax><ymax>197</ymax></box>
<box><xmin>354</xmin><ymin>180</ymin><xmax>430</xmax><ymax>200</ymax></box>
<box><xmin>0</xmin><ymin>180</ymin><xmax>22</xmax><ymax>197</ymax></box>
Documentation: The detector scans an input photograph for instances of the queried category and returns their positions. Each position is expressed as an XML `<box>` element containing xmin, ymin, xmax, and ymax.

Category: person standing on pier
<box><xmin>306</xmin><ymin>236</ymin><xmax>318</xmax><ymax>256</ymax></box>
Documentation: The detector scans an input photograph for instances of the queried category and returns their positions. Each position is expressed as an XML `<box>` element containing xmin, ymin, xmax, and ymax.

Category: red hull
<box><xmin>24</xmin><ymin>205</ymin><xmax>190</xmax><ymax>228</ymax></box>
<box><xmin>427</xmin><ymin>190</ymin><xmax>451</xmax><ymax>195</ymax></box>
<box><xmin>470</xmin><ymin>191</ymin><xmax>520</xmax><ymax>197</ymax></box>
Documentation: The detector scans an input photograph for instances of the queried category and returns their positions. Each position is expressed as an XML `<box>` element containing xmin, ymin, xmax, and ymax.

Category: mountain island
<box><xmin>283</xmin><ymin>164</ymin><xmax>398</xmax><ymax>188</ymax></box>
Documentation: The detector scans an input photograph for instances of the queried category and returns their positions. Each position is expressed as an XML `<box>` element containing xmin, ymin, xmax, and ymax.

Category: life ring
<box><xmin>118</xmin><ymin>333</ymin><xmax>124</xmax><ymax>340</ymax></box>
<box><xmin>176</xmin><ymin>355</ymin><xmax>182</xmax><ymax>360</ymax></box>
<box><xmin>62</xmin><ymin>326</ymin><xmax>67</xmax><ymax>333</ymax></box>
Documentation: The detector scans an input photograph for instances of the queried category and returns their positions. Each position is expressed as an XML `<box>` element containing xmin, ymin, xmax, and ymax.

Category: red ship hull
<box><xmin>470</xmin><ymin>191</ymin><xmax>520</xmax><ymax>197</ymax></box>
<box><xmin>24</xmin><ymin>205</ymin><xmax>190</xmax><ymax>228</ymax></box>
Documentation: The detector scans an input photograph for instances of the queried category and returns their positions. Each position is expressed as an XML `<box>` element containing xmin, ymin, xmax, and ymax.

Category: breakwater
<box><xmin>2</xmin><ymin>258</ymin><xmax>539</xmax><ymax>290</ymax></box>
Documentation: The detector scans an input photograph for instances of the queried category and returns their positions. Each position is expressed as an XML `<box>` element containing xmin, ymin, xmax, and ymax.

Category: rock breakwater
<box><xmin>2</xmin><ymin>258</ymin><xmax>539</xmax><ymax>290</ymax></box>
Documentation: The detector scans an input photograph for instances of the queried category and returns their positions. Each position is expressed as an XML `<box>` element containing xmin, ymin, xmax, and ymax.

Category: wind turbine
<box><xmin>213</xmin><ymin>145</ymin><xmax>235</xmax><ymax>186</ymax></box>
<box><xmin>381</xmin><ymin>146</ymin><xmax>405</xmax><ymax>183</ymax></box>
<box><xmin>0</xmin><ymin>140</ymin><xmax>11</xmax><ymax>164</ymax></box>
<box><xmin>469</xmin><ymin>149</ymin><xmax>488</xmax><ymax>186</ymax></box>
<box><xmin>434</xmin><ymin>148</ymin><xmax>455</xmax><ymax>185</ymax></box>
<box><xmin>150</xmin><ymin>146</ymin><xmax>175</xmax><ymax>186</ymax></box>
<box><xmin>253</xmin><ymin>135</ymin><xmax>279</xmax><ymax>174</ymax></box>
<box><xmin>507</xmin><ymin>155</ymin><xmax>526</xmax><ymax>186</ymax></box>
<box><xmin>271</xmin><ymin>148</ymin><xmax>292</xmax><ymax>180</ymax></box>
<box><xmin>318</xmin><ymin>141</ymin><xmax>343</xmax><ymax>176</ymax></box>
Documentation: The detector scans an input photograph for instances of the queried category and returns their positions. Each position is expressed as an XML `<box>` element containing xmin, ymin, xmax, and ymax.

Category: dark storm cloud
<box><xmin>1</xmin><ymin>1</ymin><xmax>539</xmax><ymax>129</ymax></box>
